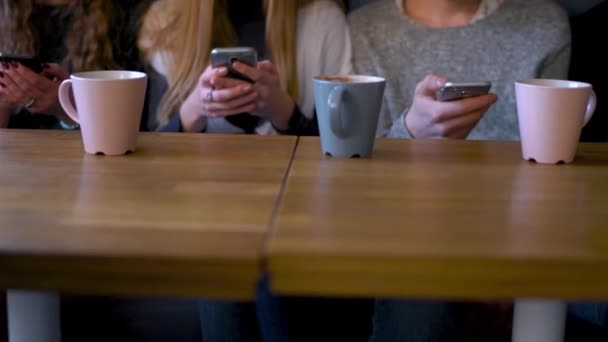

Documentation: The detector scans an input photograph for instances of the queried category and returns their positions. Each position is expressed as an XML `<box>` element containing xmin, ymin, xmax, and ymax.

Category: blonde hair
<box><xmin>139</xmin><ymin>0</ymin><xmax>342</xmax><ymax>126</ymax></box>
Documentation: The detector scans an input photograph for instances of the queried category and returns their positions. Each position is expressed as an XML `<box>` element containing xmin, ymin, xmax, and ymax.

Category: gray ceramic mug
<box><xmin>313</xmin><ymin>75</ymin><xmax>386</xmax><ymax>158</ymax></box>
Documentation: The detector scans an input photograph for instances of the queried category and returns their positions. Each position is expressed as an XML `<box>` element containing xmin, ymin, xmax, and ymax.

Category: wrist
<box><xmin>270</xmin><ymin>95</ymin><xmax>295</xmax><ymax>131</ymax></box>
<box><xmin>404</xmin><ymin>111</ymin><xmax>417</xmax><ymax>138</ymax></box>
<box><xmin>179</xmin><ymin>101</ymin><xmax>207</xmax><ymax>133</ymax></box>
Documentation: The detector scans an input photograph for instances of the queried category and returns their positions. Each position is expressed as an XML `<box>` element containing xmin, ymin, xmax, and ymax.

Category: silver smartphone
<box><xmin>210</xmin><ymin>47</ymin><xmax>258</xmax><ymax>83</ymax></box>
<box><xmin>435</xmin><ymin>81</ymin><xmax>492</xmax><ymax>102</ymax></box>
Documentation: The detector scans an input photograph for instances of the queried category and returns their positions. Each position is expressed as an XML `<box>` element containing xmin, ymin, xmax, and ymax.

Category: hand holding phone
<box><xmin>0</xmin><ymin>53</ymin><xmax>44</xmax><ymax>73</ymax></box>
<box><xmin>178</xmin><ymin>62</ymin><xmax>259</xmax><ymax>132</ymax></box>
<box><xmin>405</xmin><ymin>75</ymin><xmax>497</xmax><ymax>139</ymax></box>
<box><xmin>435</xmin><ymin>81</ymin><xmax>492</xmax><ymax>102</ymax></box>
<box><xmin>210</xmin><ymin>47</ymin><xmax>258</xmax><ymax>83</ymax></box>
<box><xmin>0</xmin><ymin>61</ymin><xmax>69</xmax><ymax>117</ymax></box>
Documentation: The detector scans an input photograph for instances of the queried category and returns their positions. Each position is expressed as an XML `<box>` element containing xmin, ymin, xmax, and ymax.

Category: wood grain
<box><xmin>269</xmin><ymin>137</ymin><xmax>608</xmax><ymax>300</ymax></box>
<box><xmin>0</xmin><ymin>130</ymin><xmax>296</xmax><ymax>299</ymax></box>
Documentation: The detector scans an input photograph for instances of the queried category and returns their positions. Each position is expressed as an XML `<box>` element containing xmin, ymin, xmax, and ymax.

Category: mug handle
<box><xmin>328</xmin><ymin>86</ymin><xmax>352</xmax><ymax>138</ymax></box>
<box><xmin>58</xmin><ymin>80</ymin><xmax>80</xmax><ymax>124</ymax></box>
<box><xmin>582</xmin><ymin>90</ymin><xmax>597</xmax><ymax>127</ymax></box>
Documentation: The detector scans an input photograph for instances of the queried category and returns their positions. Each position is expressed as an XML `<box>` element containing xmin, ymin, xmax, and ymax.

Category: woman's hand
<box><xmin>179</xmin><ymin>65</ymin><xmax>258</xmax><ymax>132</ymax></box>
<box><xmin>232</xmin><ymin>61</ymin><xmax>295</xmax><ymax>130</ymax></box>
<box><xmin>0</xmin><ymin>63</ymin><xmax>69</xmax><ymax>120</ymax></box>
<box><xmin>405</xmin><ymin>74</ymin><xmax>498</xmax><ymax>139</ymax></box>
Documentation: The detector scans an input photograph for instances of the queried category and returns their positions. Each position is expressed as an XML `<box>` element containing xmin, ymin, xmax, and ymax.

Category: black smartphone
<box><xmin>435</xmin><ymin>81</ymin><xmax>492</xmax><ymax>102</ymax></box>
<box><xmin>210</xmin><ymin>47</ymin><xmax>258</xmax><ymax>83</ymax></box>
<box><xmin>0</xmin><ymin>53</ymin><xmax>44</xmax><ymax>73</ymax></box>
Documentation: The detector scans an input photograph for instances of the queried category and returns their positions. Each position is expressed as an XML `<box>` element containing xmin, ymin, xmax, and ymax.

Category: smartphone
<box><xmin>435</xmin><ymin>81</ymin><xmax>492</xmax><ymax>102</ymax></box>
<box><xmin>210</xmin><ymin>47</ymin><xmax>258</xmax><ymax>83</ymax></box>
<box><xmin>0</xmin><ymin>53</ymin><xmax>44</xmax><ymax>73</ymax></box>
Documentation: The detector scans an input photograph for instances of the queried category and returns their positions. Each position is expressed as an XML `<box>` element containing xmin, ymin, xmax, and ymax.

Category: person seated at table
<box><xmin>139</xmin><ymin>1</ymin><xmax>374</xmax><ymax>341</ymax></box>
<box><xmin>138</xmin><ymin>0</ymin><xmax>352</xmax><ymax>135</ymax></box>
<box><xmin>348</xmin><ymin>0</ymin><xmax>570</xmax><ymax>340</ymax></box>
<box><xmin>350</xmin><ymin>0</ymin><xmax>570</xmax><ymax>141</ymax></box>
<box><xmin>0</xmin><ymin>0</ymin><xmax>143</xmax><ymax>130</ymax></box>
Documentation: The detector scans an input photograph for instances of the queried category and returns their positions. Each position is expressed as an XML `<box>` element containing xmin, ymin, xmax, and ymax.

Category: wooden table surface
<box><xmin>269</xmin><ymin>137</ymin><xmax>608</xmax><ymax>300</ymax></box>
<box><xmin>0</xmin><ymin>130</ymin><xmax>296</xmax><ymax>300</ymax></box>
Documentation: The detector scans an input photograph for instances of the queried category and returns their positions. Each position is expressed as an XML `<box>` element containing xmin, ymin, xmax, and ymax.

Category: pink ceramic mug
<box><xmin>515</xmin><ymin>79</ymin><xmax>596</xmax><ymax>164</ymax></box>
<box><xmin>58</xmin><ymin>71</ymin><xmax>147</xmax><ymax>156</ymax></box>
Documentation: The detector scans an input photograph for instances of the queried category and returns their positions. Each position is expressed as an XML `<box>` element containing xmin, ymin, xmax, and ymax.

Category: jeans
<box><xmin>368</xmin><ymin>300</ymin><xmax>608</xmax><ymax>342</ymax></box>
<box><xmin>568</xmin><ymin>302</ymin><xmax>608</xmax><ymax>327</ymax></box>
<box><xmin>199</xmin><ymin>275</ymin><xmax>374</xmax><ymax>342</ymax></box>
<box><xmin>199</xmin><ymin>300</ymin><xmax>262</xmax><ymax>342</ymax></box>
<box><xmin>369</xmin><ymin>299</ymin><xmax>457</xmax><ymax>342</ymax></box>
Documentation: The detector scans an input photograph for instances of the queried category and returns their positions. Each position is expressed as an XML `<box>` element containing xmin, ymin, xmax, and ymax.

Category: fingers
<box><xmin>425</xmin><ymin>93</ymin><xmax>497</xmax><ymax>123</ymax></box>
<box><xmin>253</xmin><ymin>82</ymin><xmax>270</xmax><ymax>107</ymax></box>
<box><xmin>449</xmin><ymin>127</ymin><xmax>473</xmax><ymax>139</ymax></box>
<box><xmin>0</xmin><ymin>63</ymin><xmax>63</xmax><ymax>114</ymax></box>
<box><xmin>210</xmin><ymin>76</ymin><xmax>252</xmax><ymax>89</ymax></box>
<box><xmin>435</xmin><ymin>107</ymin><xmax>488</xmax><ymax>138</ymax></box>
<box><xmin>207</xmin><ymin>102</ymin><xmax>258</xmax><ymax>118</ymax></box>
<box><xmin>232</xmin><ymin>62</ymin><xmax>266</xmax><ymax>83</ymax></box>
<box><xmin>3</xmin><ymin>65</ymin><xmax>49</xmax><ymax>107</ymax></box>
<box><xmin>201</xmin><ymin>66</ymin><xmax>227</xmax><ymax>87</ymax></box>
<box><xmin>9</xmin><ymin>63</ymin><xmax>50</xmax><ymax>93</ymax></box>
<box><xmin>200</xmin><ymin>84</ymin><xmax>253</xmax><ymax>103</ymax></box>
<box><xmin>257</xmin><ymin>60</ymin><xmax>277</xmax><ymax>75</ymax></box>
<box><xmin>204</xmin><ymin>91</ymin><xmax>258</xmax><ymax>116</ymax></box>
<box><xmin>204</xmin><ymin>65</ymin><xmax>253</xmax><ymax>90</ymax></box>
<box><xmin>198</xmin><ymin>81</ymin><xmax>257</xmax><ymax>117</ymax></box>
<box><xmin>252</xmin><ymin>61</ymin><xmax>275</xmax><ymax>106</ymax></box>
<box><xmin>41</xmin><ymin>63</ymin><xmax>69</xmax><ymax>81</ymax></box>
<box><xmin>415</xmin><ymin>74</ymin><xmax>448</xmax><ymax>97</ymax></box>
<box><xmin>0</xmin><ymin>68</ymin><xmax>28</xmax><ymax>105</ymax></box>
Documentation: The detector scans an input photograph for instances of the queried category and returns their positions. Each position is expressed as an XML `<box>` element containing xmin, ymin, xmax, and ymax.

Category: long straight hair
<box><xmin>139</xmin><ymin>0</ymin><xmax>344</xmax><ymax>126</ymax></box>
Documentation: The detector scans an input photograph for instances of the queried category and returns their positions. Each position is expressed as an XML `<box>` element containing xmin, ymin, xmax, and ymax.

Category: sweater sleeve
<box><xmin>387</xmin><ymin>111</ymin><xmax>413</xmax><ymax>139</ymax></box>
<box><xmin>538</xmin><ymin>42</ymin><xmax>571</xmax><ymax>80</ymax></box>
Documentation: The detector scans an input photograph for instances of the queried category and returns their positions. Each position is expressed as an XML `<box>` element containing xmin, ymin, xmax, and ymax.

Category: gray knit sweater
<box><xmin>348</xmin><ymin>0</ymin><xmax>571</xmax><ymax>140</ymax></box>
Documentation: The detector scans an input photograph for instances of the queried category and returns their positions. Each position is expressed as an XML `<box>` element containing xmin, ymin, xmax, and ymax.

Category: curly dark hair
<box><xmin>0</xmin><ymin>0</ymin><xmax>142</xmax><ymax>71</ymax></box>
<box><xmin>0</xmin><ymin>1</ymin><xmax>36</xmax><ymax>57</ymax></box>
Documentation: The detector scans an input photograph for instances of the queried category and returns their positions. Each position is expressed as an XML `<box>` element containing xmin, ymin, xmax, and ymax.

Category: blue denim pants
<box><xmin>367</xmin><ymin>300</ymin><xmax>607</xmax><ymax>342</ymax></box>
<box><xmin>198</xmin><ymin>276</ymin><xmax>374</xmax><ymax>342</ymax></box>
<box><xmin>568</xmin><ymin>302</ymin><xmax>608</xmax><ymax>327</ymax></box>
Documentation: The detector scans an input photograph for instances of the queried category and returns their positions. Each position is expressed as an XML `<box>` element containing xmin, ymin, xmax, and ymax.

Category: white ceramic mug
<box><xmin>58</xmin><ymin>70</ymin><xmax>147</xmax><ymax>156</ymax></box>
<box><xmin>515</xmin><ymin>79</ymin><xmax>596</xmax><ymax>164</ymax></box>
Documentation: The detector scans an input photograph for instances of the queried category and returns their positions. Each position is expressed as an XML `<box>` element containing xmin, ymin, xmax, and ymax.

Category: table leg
<box><xmin>7</xmin><ymin>290</ymin><xmax>61</xmax><ymax>342</ymax></box>
<box><xmin>512</xmin><ymin>299</ymin><xmax>567</xmax><ymax>342</ymax></box>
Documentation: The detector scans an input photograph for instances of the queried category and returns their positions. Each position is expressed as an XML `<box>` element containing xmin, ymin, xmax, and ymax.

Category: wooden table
<box><xmin>3</xmin><ymin>131</ymin><xmax>608</xmax><ymax>342</ymax></box>
<box><xmin>0</xmin><ymin>130</ymin><xmax>296</xmax><ymax>342</ymax></box>
<box><xmin>268</xmin><ymin>137</ymin><xmax>608</xmax><ymax>342</ymax></box>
